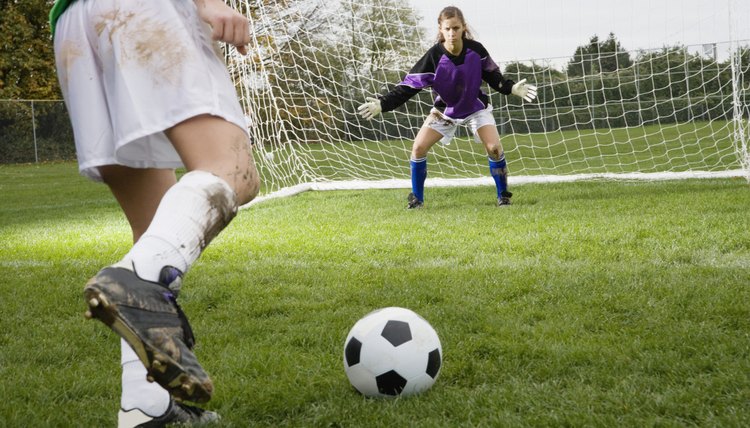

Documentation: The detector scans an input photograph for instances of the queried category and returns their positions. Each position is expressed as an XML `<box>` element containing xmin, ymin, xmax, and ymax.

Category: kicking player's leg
<box><xmin>477</xmin><ymin>124</ymin><xmax>512</xmax><ymax>206</ymax></box>
<box><xmin>85</xmin><ymin>117</ymin><xmax>259</xmax><ymax>403</ymax></box>
<box><xmin>409</xmin><ymin>125</ymin><xmax>443</xmax><ymax>208</ymax></box>
<box><xmin>100</xmin><ymin>166</ymin><xmax>175</xmax><ymax>422</ymax></box>
<box><xmin>100</xmin><ymin>165</ymin><xmax>222</xmax><ymax>425</ymax></box>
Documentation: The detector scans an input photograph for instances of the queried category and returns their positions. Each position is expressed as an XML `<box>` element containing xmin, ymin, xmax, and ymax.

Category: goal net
<box><xmin>226</xmin><ymin>0</ymin><xmax>750</xmax><ymax>203</ymax></box>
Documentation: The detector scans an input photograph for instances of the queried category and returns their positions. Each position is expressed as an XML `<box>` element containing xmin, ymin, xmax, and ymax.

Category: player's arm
<box><xmin>358</xmin><ymin>49</ymin><xmax>437</xmax><ymax>120</ymax></box>
<box><xmin>358</xmin><ymin>85</ymin><xmax>422</xmax><ymax>120</ymax></box>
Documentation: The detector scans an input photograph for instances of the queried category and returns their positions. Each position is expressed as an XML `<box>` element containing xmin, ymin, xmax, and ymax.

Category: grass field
<box><xmin>1</xmin><ymin>162</ymin><xmax>749</xmax><ymax>427</ymax></box>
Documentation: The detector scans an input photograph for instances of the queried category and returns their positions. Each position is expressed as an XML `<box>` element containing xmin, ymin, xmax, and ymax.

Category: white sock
<box><xmin>120</xmin><ymin>170</ymin><xmax>237</xmax><ymax>282</ymax></box>
<box><xmin>120</xmin><ymin>339</ymin><xmax>170</xmax><ymax>416</ymax></box>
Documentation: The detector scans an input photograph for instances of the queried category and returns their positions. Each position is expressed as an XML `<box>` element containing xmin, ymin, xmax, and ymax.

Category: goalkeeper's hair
<box><xmin>435</xmin><ymin>6</ymin><xmax>474</xmax><ymax>43</ymax></box>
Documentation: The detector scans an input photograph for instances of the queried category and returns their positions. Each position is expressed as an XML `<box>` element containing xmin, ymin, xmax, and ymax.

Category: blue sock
<box><xmin>488</xmin><ymin>155</ymin><xmax>508</xmax><ymax>198</ymax></box>
<box><xmin>410</xmin><ymin>157</ymin><xmax>427</xmax><ymax>202</ymax></box>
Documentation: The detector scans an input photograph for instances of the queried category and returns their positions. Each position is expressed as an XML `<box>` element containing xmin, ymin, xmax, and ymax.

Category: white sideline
<box><xmin>240</xmin><ymin>169</ymin><xmax>748</xmax><ymax>209</ymax></box>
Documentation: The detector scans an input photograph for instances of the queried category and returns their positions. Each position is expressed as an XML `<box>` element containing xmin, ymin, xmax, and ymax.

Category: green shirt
<box><xmin>49</xmin><ymin>0</ymin><xmax>76</xmax><ymax>36</ymax></box>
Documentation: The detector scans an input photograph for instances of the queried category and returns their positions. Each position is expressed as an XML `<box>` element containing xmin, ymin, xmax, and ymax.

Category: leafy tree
<box><xmin>567</xmin><ymin>33</ymin><xmax>632</xmax><ymax>77</ymax></box>
<box><xmin>0</xmin><ymin>0</ymin><xmax>60</xmax><ymax>99</ymax></box>
<box><xmin>0</xmin><ymin>1</ymin><xmax>72</xmax><ymax>164</ymax></box>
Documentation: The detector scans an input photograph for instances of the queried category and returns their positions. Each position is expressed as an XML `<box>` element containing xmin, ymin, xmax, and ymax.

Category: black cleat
<box><xmin>497</xmin><ymin>191</ymin><xmax>513</xmax><ymax>207</ymax></box>
<box><xmin>118</xmin><ymin>399</ymin><xmax>220</xmax><ymax>427</ymax></box>
<box><xmin>407</xmin><ymin>192</ymin><xmax>424</xmax><ymax>209</ymax></box>
<box><xmin>83</xmin><ymin>266</ymin><xmax>213</xmax><ymax>403</ymax></box>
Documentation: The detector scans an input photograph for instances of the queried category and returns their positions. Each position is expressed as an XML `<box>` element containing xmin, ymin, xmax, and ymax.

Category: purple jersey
<box><xmin>379</xmin><ymin>39</ymin><xmax>514</xmax><ymax>120</ymax></box>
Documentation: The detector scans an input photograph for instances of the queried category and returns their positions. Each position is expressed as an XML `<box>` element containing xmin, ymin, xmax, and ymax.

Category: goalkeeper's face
<box><xmin>439</xmin><ymin>17</ymin><xmax>465</xmax><ymax>46</ymax></box>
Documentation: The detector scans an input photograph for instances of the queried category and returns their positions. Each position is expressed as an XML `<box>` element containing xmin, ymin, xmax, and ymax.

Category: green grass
<box><xmin>1</xmin><ymin>162</ymin><xmax>749</xmax><ymax>427</ymax></box>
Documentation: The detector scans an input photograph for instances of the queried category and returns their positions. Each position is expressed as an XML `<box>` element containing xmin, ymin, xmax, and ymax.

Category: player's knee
<box><xmin>236</xmin><ymin>165</ymin><xmax>260</xmax><ymax>205</ymax></box>
<box><xmin>486</xmin><ymin>144</ymin><xmax>503</xmax><ymax>160</ymax></box>
<box><xmin>411</xmin><ymin>146</ymin><xmax>428</xmax><ymax>160</ymax></box>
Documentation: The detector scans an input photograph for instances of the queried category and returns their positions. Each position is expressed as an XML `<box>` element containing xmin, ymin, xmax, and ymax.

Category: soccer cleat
<box><xmin>84</xmin><ymin>266</ymin><xmax>213</xmax><ymax>403</ymax></box>
<box><xmin>158</xmin><ymin>266</ymin><xmax>184</xmax><ymax>297</ymax></box>
<box><xmin>118</xmin><ymin>399</ymin><xmax>220</xmax><ymax>427</ymax></box>
<box><xmin>497</xmin><ymin>191</ymin><xmax>513</xmax><ymax>207</ymax></box>
<box><xmin>407</xmin><ymin>192</ymin><xmax>423</xmax><ymax>209</ymax></box>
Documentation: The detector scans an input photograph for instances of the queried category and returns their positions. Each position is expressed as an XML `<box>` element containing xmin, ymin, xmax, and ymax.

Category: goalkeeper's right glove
<box><xmin>511</xmin><ymin>78</ymin><xmax>538</xmax><ymax>103</ymax></box>
<box><xmin>358</xmin><ymin>97</ymin><xmax>382</xmax><ymax>120</ymax></box>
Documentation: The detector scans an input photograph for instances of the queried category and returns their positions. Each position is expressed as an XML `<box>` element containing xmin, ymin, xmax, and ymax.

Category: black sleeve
<box><xmin>485</xmin><ymin>69</ymin><xmax>515</xmax><ymax>96</ymax></box>
<box><xmin>378</xmin><ymin>46</ymin><xmax>439</xmax><ymax>113</ymax></box>
<box><xmin>379</xmin><ymin>86</ymin><xmax>422</xmax><ymax>113</ymax></box>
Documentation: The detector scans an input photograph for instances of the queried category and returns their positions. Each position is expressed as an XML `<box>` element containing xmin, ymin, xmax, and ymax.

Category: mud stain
<box><xmin>94</xmin><ymin>6</ymin><xmax>190</xmax><ymax>85</ymax></box>
<box><xmin>58</xmin><ymin>40</ymin><xmax>84</xmax><ymax>91</ymax></box>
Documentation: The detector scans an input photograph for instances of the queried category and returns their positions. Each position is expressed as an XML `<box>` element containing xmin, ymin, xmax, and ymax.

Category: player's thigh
<box><xmin>165</xmin><ymin>115</ymin><xmax>259</xmax><ymax>204</ymax></box>
<box><xmin>99</xmin><ymin>165</ymin><xmax>177</xmax><ymax>243</ymax></box>
<box><xmin>476</xmin><ymin>124</ymin><xmax>504</xmax><ymax>159</ymax></box>
<box><xmin>412</xmin><ymin>126</ymin><xmax>444</xmax><ymax>159</ymax></box>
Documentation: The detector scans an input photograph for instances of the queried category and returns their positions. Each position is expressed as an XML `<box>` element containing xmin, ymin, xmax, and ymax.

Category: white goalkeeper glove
<box><xmin>511</xmin><ymin>78</ymin><xmax>538</xmax><ymax>103</ymax></box>
<box><xmin>358</xmin><ymin>97</ymin><xmax>382</xmax><ymax>120</ymax></box>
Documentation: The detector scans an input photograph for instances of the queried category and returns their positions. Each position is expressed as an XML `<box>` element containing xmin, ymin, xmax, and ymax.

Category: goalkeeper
<box><xmin>358</xmin><ymin>6</ymin><xmax>536</xmax><ymax>208</ymax></box>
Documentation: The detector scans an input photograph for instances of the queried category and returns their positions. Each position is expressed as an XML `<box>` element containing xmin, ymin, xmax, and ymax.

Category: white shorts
<box><xmin>54</xmin><ymin>0</ymin><xmax>248</xmax><ymax>181</ymax></box>
<box><xmin>424</xmin><ymin>104</ymin><xmax>497</xmax><ymax>145</ymax></box>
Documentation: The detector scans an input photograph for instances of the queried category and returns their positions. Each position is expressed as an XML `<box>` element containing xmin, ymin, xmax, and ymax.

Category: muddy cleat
<box><xmin>84</xmin><ymin>266</ymin><xmax>213</xmax><ymax>403</ymax></box>
<box><xmin>158</xmin><ymin>266</ymin><xmax>184</xmax><ymax>297</ymax></box>
<box><xmin>497</xmin><ymin>191</ymin><xmax>513</xmax><ymax>207</ymax></box>
<box><xmin>118</xmin><ymin>399</ymin><xmax>220</xmax><ymax>427</ymax></box>
<box><xmin>407</xmin><ymin>192</ymin><xmax>423</xmax><ymax>209</ymax></box>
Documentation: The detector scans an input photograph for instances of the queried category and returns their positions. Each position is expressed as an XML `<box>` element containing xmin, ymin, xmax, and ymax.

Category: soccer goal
<box><xmin>226</xmin><ymin>0</ymin><xmax>750</xmax><ymax>204</ymax></box>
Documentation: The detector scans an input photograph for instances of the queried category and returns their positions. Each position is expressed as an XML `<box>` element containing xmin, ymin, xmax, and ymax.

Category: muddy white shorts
<box><xmin>53</xmin><ymin>0</ymin><xmax>248</xmax><ymax>181</ymax></box>
<box><xmin>424</xmin><ymin>104</ymin><xmax>497</xmax><ymax>145</ymax></box>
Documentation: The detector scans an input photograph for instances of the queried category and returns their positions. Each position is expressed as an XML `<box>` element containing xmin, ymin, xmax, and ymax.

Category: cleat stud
<box><xmin>151</xmin><ymin>360</ymin><xmax>167</xmax><ymax>373</ymax></box>
<box><xmin>88</xmin><ymin>298</ymin><xmax>99</xmax><ymax>308</ymax></box>
<box><xmin>84</xmin><ymin>311</ymin><xmax>93</xmax><ymax>319</ymax></box>
<box><xmin>146</xmin><ymin>375</ymin><xmax>155</xmax><ymax>383</ymax></box>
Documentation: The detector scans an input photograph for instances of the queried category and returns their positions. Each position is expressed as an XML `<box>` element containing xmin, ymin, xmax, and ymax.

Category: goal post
<box><xmin>226</xmin><ymin>0</ymin><xmax>750</xmax><ymax>205</ymax></box>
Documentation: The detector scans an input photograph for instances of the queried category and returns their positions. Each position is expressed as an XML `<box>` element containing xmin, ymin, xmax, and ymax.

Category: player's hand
<box><xmin>357</xmin><ymin>97</ymin><xmax>382</xmax><ymax>120</ymax></box>
<box><xmin>195</xmin><ymin>0</ymin><xmax>250</xmax><ymax>55</ymax></box>
<box><xmin>511</xmin><ymin>78</ymin><xmax>538</xmax><ymax>103</ymax></box>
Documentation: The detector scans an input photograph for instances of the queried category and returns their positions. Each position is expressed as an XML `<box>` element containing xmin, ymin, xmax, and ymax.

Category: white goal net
<box><xmin>226</xmin><ymin>0</ymin><xmax>750</xmax><ymax>202</ymax></box>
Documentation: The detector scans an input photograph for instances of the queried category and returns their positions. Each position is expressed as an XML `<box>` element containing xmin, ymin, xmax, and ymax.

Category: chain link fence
<box><xmin>0</xmin><ymin>100</ymin><xmax>76</xmax><ymax>164</ymax></box>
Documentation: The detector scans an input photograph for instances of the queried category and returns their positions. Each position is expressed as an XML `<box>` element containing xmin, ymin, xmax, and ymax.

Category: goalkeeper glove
<box><xmin>358</xmin><ymin>97</ymin><xmax>382</xmax><ymax>120</ymax></box>
<box><xmin>511</xmin><ymin>78</ymin><xmax>538</xmax><ymax>103</ymax></box>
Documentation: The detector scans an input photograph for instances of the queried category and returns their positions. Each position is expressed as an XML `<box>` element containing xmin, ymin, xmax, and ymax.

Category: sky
<box><xmin>407</xmin><ymin>0</ymin><xmax>750</xmax><ymax>67</ymax></box>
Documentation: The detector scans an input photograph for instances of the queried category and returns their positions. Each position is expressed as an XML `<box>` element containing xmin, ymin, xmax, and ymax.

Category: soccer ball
<box><xmin>343</xmin><ymin>307</ymin><xmax>442</xmax><ymax>397</ymax></box>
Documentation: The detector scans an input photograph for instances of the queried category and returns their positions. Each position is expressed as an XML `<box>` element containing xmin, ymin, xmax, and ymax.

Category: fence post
<box><xmin>31</xmin><ymin>100</ymin><xmax>39</xmax><ymax>163</ymax></box>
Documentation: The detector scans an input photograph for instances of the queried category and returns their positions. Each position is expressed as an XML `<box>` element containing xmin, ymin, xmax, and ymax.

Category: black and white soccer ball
<box><xmin>343</xmin><ymin>307</ymin><xmax>442</xmax><ymax>397</ymax></box>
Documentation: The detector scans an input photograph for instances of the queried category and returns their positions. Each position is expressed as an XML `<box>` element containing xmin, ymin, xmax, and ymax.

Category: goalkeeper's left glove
<box><xmin>511</xmin><ymin>78</ymin><xmax>538</xmax><ymax>103</ymax></box>
<box><xmin>358</xmin><ymin>97</ymin><xmax>382</xmax><ymax>120</ymax></box>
